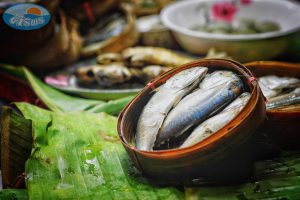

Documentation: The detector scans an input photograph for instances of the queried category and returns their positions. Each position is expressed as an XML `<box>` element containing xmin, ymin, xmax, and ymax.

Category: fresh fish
<box><xmin>136</xmin><ymin>67</ymin><xmax>208</xmax><ymax>151</ymax></box>
<box><xmin>258</xmin><ymin>82</ymin><xmax>281</xmax><ymax>99</ymax></box>
<box><xmin>155</xmin><ymin>78</ymin><xmax>243</xmax><ymax>146</ymax></box>
<box><xmin>122</xmin><ymin>47</ymin><xmax>194</xmax><ymax>68</ymax></box>
<box><xmin>180</xmin><ymin>92</ymin><xmax>250</xmax><ymax>148</ymax></box>
<box><xmin>258</xmin><ymin>75</ymin><xmax>300</xmax><ymax>99</ymax></box>
<box><xmin>199</xmin><ymin>70</ymin><xmax>241</xmax><ymax>89</ymax></box>
<box><xmin>267</xmin><ymin>88</ymin><xmax>300</xmax><ymax>109</ymax></box>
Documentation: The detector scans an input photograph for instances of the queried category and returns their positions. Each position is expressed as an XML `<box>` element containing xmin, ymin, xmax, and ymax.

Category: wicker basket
<box><xmin>245</xmin><ymin>61</ymin><xmax>300</xmax><ymax>149</ymax></box>
<box><xmin>118</xmin><ymin>59</ymin><xmax>266</xmax><ymax>184</ymax></box>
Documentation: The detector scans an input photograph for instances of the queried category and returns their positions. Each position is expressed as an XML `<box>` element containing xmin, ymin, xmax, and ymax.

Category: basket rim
<box><xmin>245</xmin><ymin>61</ymin><xmax>300</xmax><ymax>113</ymax></box>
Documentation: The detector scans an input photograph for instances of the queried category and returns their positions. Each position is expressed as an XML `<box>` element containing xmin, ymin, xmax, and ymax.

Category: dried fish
<box><xmin>94</xmin><ymin>65</ymin><xmax>132</xmax><ymax>87</ymax></box>
<box><xmin>96</xmin><ymin>53</ymin><xmax>123</xmax><ymax>65</ymax></box>
<box><xmin>84</xmin><ymin>13</ymin><xmax>126</xmax><ymax>46</ymax></box>
<box><xmin>76</xmin><ymin>65</ymin><xmax>100</xmax><ymax>84</ymax></box>
<box><xmin>122</xmin><ymin>47</ymin><xmax>194</xmax><ymax>68</ymax></box>
<box><xmin>136</xmin><ymin>67</ymin><xmax>208</xmax><ymax>151</ymax></box>
<box><xmin>180</xmin><ymin>92</ymin><xmax>250</xmax><ymax>148</ymax></box>
<box><xmin>76</xmin><ymin>63</ymin><xmax>131</xmax><ymax>87</ymax></box>
<box><xmin>142</xmin><ymin>65</ymin><xmax>172</xmax><ymax>82</ymax></box>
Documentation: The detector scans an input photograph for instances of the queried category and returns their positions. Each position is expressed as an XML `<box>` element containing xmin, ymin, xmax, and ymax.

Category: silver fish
<box><xmin>258</xmin><ymin>75</ymin><xmax>300</xmax><ymax>99</ymax></box>
<box><xmin>180</xmin><ymin>92</ymin><xmax>250</xmax><ymax>148</ymax></box>
<box><xmin>199</xmin><ymin>70</ymin><xmax>241</xmax><ymax>90</ymax></box>
<box><xmin>136</xmin><ymin>67</ymin><xmax>208</xmax><ymax>151</ymax></box>
<box><xmin>155</xmin><ymin>78</ymin><xmax>243</xmax><ymax>146</ymax></box>
<box><xmin>267</xmin><ymin>88</ymin><xmax>300</xmax><ymax>109</ymax></box>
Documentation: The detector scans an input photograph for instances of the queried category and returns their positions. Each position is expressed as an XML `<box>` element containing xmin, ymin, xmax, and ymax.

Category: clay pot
<box><xmin>118</xmin><ymin>59</ymin><xmax>266</xmax><ymax>184</ymax></box>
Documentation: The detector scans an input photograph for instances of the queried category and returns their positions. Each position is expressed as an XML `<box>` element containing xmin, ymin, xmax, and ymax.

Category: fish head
<box><xmin>95</xmin><ymin>66</ymin><xmax>131</xmax><ymax>87</ymax></box>
<box><xmin>165</xmin><ymin>67</ymin><xmax>208</xmax><ymax>90</ymax></box>
<box><xmin>199</xmin><ymin>70</ymin><xmax>240</xmax><ymax>89</ymax></box>
<box><xmin>229</xmin><ymin>80</ymin><xmax>244</xmax><ymax>96</ymax></box>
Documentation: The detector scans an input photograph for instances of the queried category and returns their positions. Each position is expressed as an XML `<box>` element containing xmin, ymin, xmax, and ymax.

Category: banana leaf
<box><xmin>0</xmin><ymin>189</ymin><xmax>28</xmax><ymax>200</ymax></box>
<box><xmin>0</xmin><ymin>64</ymin><xmax>133</xmax><ymax>115</ymax></box>
<box><xmin>185</xmin><ymin>152</ymin><xmax>300</xmax><ymax>200</ymax></box>
<box><xmin>11</xmin><ymin>103</ymin><xmax>183</xmax><ymax>199</ymax></box>
<box><xmin>3</xmin><ymin>103</ymin><xmax>300</xmax><ymax>199</ymax></box>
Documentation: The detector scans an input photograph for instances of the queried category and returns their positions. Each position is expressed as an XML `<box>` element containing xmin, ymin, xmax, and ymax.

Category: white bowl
<box><xmin>161</xmin><ymin>0</ymin><xmax>300</xmax><ymax>62</ymax></box>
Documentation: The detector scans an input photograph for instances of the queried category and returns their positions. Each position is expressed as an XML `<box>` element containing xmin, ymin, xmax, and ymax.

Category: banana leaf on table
<box><xmin>4</xmin><ymin>103</ymin><xmax>183</xmax><ymax>199</ymax></box>
<box><xmin>0</xmin><ymin>64</ymin><xmax>133</xmax><ymax>115</ymax></box>
<box><xmin>2</xmin><ymin>103</ymin><xmax>300</xmax><ymax>199</ymax></box>
<box><xmin>185</xmin><ymin>152</ymin><xmax>300</xmax><ymax>200</ymax></box>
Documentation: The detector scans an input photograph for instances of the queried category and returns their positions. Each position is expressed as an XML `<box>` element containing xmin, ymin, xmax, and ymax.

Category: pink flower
<box><xmin>211</xmin><ymin>2</ymin><xmax>237</xmax><ymax>23</ymax></box>
<box><xmin>240</xmin><ymin>0</ymin><xmax>252</xmax><ymax>5</ymax></box>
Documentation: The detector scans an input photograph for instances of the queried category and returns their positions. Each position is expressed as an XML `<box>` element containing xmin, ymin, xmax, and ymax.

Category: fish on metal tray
<box><xmin>180</xmin><ymin>92</ymin><xmax>250</xmax><ymax>148</ymax></box>
<box><xmin>76</xmin><ymin>63</ymin><xmax>132</xmax><ymax>87</ymax></box>
<box><xmin>97</xmin><ymin>53</ymin><xmax>123</xmax><ymax>65</ymax></box>
<box><xmin>136</xmin><ymin>67</ymin><xmax>208</xmax><ymax>151</ymax></box>
<box><xmin>122</xmin><ymin>47</ymin><xmax>194</xmax><ymax>68</ymax></box>
<box><xmin>155</xmin><ymin>77</ymin><xmax>243</xmax><ymax>147</ymax></box>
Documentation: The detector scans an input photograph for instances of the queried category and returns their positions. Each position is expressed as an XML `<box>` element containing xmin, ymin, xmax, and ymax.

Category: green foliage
<box><xmin>15</xmin><ymin>103</ymin><xmax>183</xmax><ymax>200</ymax></box>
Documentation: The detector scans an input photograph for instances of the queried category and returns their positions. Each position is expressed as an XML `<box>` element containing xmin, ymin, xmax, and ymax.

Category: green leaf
<box><xmin>185</xmin><ymin>152</ymin><xmax>300</xmax><ymax>200</ymax></box>
<box><xmin>0</xmin><ymin>189</ymin><xmax>28</xmax><ymax>200</ymax></box>
<box><xmin>13</xmin><ymin>103</ymin><xmax>183</xmax><ymax>200</ymax></box>
<box><xmin>0</xmin><ymin>64</ymin><xmax>133</xmax><ymax>115</ymax></box>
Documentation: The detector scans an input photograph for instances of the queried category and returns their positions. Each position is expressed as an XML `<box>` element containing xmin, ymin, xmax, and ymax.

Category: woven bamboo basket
<box><xmin>245</xmin><ymin>61</ymin><xmax>300</xmax><ymax>149</ymax></box>
<box><xmin>118</xmin><ymin>59</ymin><xmax>266</xmax><ymax>184</ymax></box>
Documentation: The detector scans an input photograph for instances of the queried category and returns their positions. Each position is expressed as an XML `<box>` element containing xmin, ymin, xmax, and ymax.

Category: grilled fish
<box><xmin>122</xmin><ymin>47</ymin><xmax>194</xmax><ymax>68</ymax></box>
